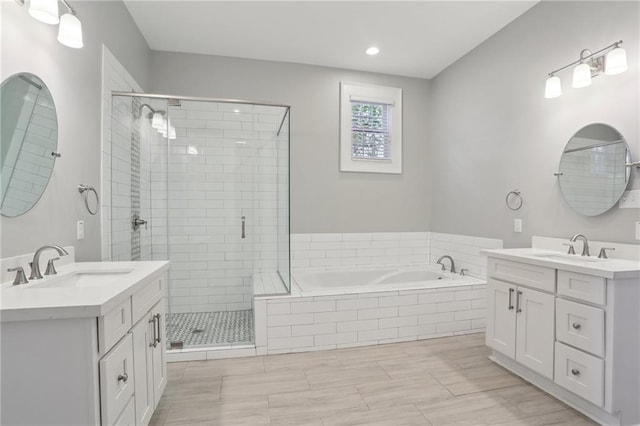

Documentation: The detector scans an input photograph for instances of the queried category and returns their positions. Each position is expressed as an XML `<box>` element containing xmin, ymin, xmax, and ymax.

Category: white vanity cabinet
<box><xmin>0</xmin><ymin>263</ymin><xmax>169</xmax><ymax>426</ymax></box>
<box><xmin>484</xmin><ymin>252</ymin><xmax>640</xmax><ymax>426</ymax></box>
<box><xmin>486</xmin><ymin>259</ymin><xmax>555</xmax><ymax>379</ymax></box>
<box><xmin>131</xmin><ymin>300</ymin><xmax>167</xmax><ymax>425</ymax></box>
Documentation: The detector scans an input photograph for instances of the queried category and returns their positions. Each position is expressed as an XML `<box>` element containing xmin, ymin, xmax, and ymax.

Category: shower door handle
<box><xmin>241</xmin><ymin>216</ymin><xmax>246</xmax><ymax>239</ymax></box>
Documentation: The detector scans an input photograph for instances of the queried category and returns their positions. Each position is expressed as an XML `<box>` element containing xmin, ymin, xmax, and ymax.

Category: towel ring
<box><xmin>506</xmin><ymin>190</ymin><xmax>523</xmax><ymax>211</ymax></box>
<box><xmin>78</xmin><ymin>184</ymin><xmax>99</xmax><ymax>215</ymax></box>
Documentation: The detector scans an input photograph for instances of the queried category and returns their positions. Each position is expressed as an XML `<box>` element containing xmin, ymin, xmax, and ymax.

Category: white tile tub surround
<box><xmin>291</xmin><ymin>232</ymin><xmax>430</xmax><ymax>269</ymax></box>
<box><xmin>254</xmin><ymin>283</ymin><xmax>487</xmax><ymax>355</ymax></box>
<box><xmin>253</xmin><ymin>232</ymin><xmax>500</xmax><ymax>355</ymax></box>
<box><xmin>429</xmin><ymin>232</ymin><xmax>503</xmax><ymax>278</ymax></box>
<box><xmin>291</xmin><ymin>232</ymin><xmax>502</xmax><ymax>278</ymax></box>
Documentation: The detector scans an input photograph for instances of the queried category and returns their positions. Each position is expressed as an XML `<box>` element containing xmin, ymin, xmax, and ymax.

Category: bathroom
<box><xmin>1</xmin><ymin>0</ymin><xmax>639</xmax><ymax>425</ymax></box>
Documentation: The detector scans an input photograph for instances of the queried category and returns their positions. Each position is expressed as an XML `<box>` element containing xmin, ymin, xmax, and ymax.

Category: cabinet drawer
<box><xmin>100</xmin><ymin>297</ymin><xmax>132</xmax><ymax>354</ymax></box>
<box><xmin>554</xmin><ymin>342</ymin><xmax>604</xmax><ymax>407</ymax></box>
<box><xmin>557</xmin><ymin>271</ymin><xmax>606</xmax><ymax>305</ymax></box>
<box><xmin>488</xmin><ymin>258</ymin><xmax>555</xmax><ymax>292</ymax></box>
<box><xmin>100</xmin><ymin>333</ymin><xmax>135</xmax><ymax>426</ymax></box>
<box><xmin>132</xmin><ymin>276</ymin><xmax>164</xmax><ymax>324</ymax></box>
<box><xmin>556</xmin><ymin>298</ymin><xmax>604</xmax><ymax>357</ymax></box>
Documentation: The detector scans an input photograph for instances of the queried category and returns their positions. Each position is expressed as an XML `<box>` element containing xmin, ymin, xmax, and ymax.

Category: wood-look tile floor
<box><xmin>150</xmin><ymin>334</ymin><xmax>597</xmax><ymax>425</ymax></box>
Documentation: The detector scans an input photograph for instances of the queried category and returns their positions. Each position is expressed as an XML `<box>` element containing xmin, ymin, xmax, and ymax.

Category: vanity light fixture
<box><xmin>544</xmin><ymin>40</ymin><xmax>626</xmax><ymax>99</ymax></box>
<box><xmin>28</xmin><ymin>0</ymin><xmax>59</xmax><ymax>24</ymax></box>
<box><xmin>544</xmin><ymin>75</ymin><xmax>562</xmax><ymax>99</ymax></box>
<box><xmin>57</xmin><ymin>3</ymin><xmax>83</xmax><ymax>49</ymax></box>
<box><xmin>22</xmin><ymin>0</ymin><xmax>83</xmax><ymax>48</ymax></box>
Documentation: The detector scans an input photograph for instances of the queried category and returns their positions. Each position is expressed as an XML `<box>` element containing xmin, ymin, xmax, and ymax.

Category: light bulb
<box><xmin>366</xmin><ymin>47</ymin><xmax>380</xmax><ymax>56</ymax></box>
<box><xmin>544</xmin><ymin>75</ymin><xmax>562</xmax><ymax>99</ymax></box>
<box><xmin>151</xmin><ymin>113</ymin><xmax>164</xmax><ymax>130</ymax></box>
<box><xmin>572</xmin><ymin>63</ymin><xmax>592</xmax><ymax>88</ymax></box>
<box><xmin>57</xmin><ymin>13</ymin><xmax>83</xmax><ymax>48</ymax></box>
<box><xmin>605</xmin><ymin>47</ymin><xmax>628</xmax><ymax>75</ymax></box>
<box><xmin>29</xmin><ymin>0</ymin><xmax>59</xmax><ymax>24</ymax></box>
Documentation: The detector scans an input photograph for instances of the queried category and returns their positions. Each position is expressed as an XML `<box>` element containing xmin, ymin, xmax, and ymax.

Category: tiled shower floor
<box><xmin>166</xmin><ymin>310</ymin><xmax>254</xmax><ymax>347</ymax></box>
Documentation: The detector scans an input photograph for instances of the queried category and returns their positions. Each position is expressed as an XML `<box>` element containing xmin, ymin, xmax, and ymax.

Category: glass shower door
<box><xmin>164</xmin><ymin>100</ymin><xmax>255</xmax><ymax>348</ymax></box>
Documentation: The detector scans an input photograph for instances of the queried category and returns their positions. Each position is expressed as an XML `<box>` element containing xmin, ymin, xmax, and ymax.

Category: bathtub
<box><xmin>292</xmin><ymin>265</ymin><xmax>484</xmax><ymax>295</ymax></box>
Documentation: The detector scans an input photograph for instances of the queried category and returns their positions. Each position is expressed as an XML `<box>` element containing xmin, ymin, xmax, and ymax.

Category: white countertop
<box><xmin>481</xmin><ymin>248</ymin><xmax>640</xmax><ymax>280</ymax></box>
<box><xmin>0</xmin><ymin>261</ymin><xmax>170</xmax><ymax>322</ymax></box>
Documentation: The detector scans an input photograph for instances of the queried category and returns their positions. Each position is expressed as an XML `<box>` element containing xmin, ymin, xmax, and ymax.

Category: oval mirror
<box><xmin>1</xmin><ymin>73</ymin><xmax>58</xmax><ymax>217</ymax></box>
<box><xmin>558</xmin><ymin>123</ymin><xmax>631</xmax><ymax>216</ymax></box>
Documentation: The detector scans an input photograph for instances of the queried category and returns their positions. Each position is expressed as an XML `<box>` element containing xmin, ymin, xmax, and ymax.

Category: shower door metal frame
<box><xmin>112</xmin><ymin>91</ymin><xmax>293</xmax><ymax>347</ymax></box>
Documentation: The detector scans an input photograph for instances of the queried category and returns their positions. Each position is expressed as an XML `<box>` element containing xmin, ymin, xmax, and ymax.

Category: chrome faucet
<box><xmin>30</xmin><ymin>245</ymin><xmax>69</xmax><ymax>280</ymax></box>
<box><xmin>569</xmin><ymin>234</ymin><xmax>590</xmax><ymax>257</ymax></box>
<box><xmin>436</xmin><ymin>255</ymin><xmax>456</xmax><ymax>274</ymax></box>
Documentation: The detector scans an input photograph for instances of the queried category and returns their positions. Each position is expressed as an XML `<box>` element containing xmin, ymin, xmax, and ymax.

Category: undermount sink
<box><xmin>531</xmin><ymin>253</ymin><xmax>606</xmax><ymax>263</ymax></box>
<box><xmin>27</xmin><ymin>269</ymin><xmax>134</xmax><ymax>289</ymax></box>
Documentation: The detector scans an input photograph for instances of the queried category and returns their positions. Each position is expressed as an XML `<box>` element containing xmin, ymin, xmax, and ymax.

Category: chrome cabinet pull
<box><xmin>241</xmin><ymin>216</ymin><xmax>246</xmax><ymax>239</ymax></box>
<box><xmin>571</xmin><ymin>369</ymin><xmax>580</xmax><ymax>376</ymax></box>
<box><xmin>154</xmin><ymin>313</ymin><xmax>162</xmax><ymax>344</ymax></box>
<box><xmin>118</xmin><ymin>359</ymin><xmax>129</xmax><ymax>383</ymax></box>
<box><xmin>516</xmin><ymin>290</ymin><xmax>523</xmax><ymax>313</ymax></box>
<box><xmin>508</xmin><ymin>288</ymin><xmax>514</xmax><ymax>310</ymax></box>
<box><xmin>572</xmin><ymin>322</ymin><xmax>581</xmax><ymax>330</ymax></box>
<box><xmin>149</xmin><ymin>316</ymin><xmax>158</xmax><ymax>348</ymax></box>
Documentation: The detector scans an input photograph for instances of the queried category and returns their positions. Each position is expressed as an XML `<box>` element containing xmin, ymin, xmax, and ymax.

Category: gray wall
<box><xmin>429</xmin><ymin>1</ymin><xmax>639</xmax><ymax>247</ymax></box>
<box><xmin>149</xmin><ymin>54</ymin><xmax>432</xmax><ymax>234</ymax></box>
<box><xmin>1</xmin><ymin>1</ymin><xmax>151</xmax><ymax>259</ymax></box>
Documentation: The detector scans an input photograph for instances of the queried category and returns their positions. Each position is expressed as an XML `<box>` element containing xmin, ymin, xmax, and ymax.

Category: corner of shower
<box><xmin>106</xmin><ymin>92</ymin><xmax>291</xmax><ymax>356</ymax></box>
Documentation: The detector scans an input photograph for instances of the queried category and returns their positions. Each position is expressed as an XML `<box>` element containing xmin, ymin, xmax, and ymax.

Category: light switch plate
<box><xmin>619</xmin><ymin>190</ymin><xmax>640</xmax><ymax>208</ymax></box>
<box><xmin>514</xmin><ymin>219</ymin><xmax>522</xmax><ymax>233</ymax></box>
<box><xmin>636</xmin><ymin>222</ymin><xmax>640</xmax><ymax>240</ymax></box>
<box><xmin>77</xmin><ymin>221</ymin><xmax>85</xmax><ymax>240</ymax></box>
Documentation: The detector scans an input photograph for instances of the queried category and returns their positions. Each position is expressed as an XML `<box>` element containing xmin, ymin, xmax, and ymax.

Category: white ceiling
<box><xmin>124</xmin><ymin>1</ymin><xmax>539</xmax><ymax>79</ymax></box>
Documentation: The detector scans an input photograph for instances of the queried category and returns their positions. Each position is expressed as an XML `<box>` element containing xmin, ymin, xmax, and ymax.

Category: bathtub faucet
<box><xmin>436</xmin><ymin>255</ymin><xmax>456</xmax><ymax>274</ymax></box>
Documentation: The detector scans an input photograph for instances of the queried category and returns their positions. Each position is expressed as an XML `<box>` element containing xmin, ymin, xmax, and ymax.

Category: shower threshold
<box><xmin>166</xmin><ymin>310</ymin><xmax>254</xmax><ymax>348</ymax></box>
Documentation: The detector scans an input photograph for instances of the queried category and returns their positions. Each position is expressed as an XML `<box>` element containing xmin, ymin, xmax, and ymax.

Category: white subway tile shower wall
<box><xmin>255</xmin><ymin>283</ymin><xmax>487</xmax><ymax>355</ymax></box>
<box><xmin>101</xmin><ymin>47</ymin><xmax>143</xmax><ymax>261</ymax></box>
<box><xmin>158</xmin><ymin>101</ymin><xmax>288</xmax><ymax>313</ymax></box>
<box><xmin>291</xmin><ymin>232</ymin><xmax>502</xmax><ymax>278</ymax></box>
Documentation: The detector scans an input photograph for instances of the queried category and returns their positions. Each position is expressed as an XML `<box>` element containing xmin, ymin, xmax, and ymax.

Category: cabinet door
<box><xmin>515</xmin><ymin>287</ymin><xmax>555</xmax><ymax>379</ymax></box>
<box><xmin>131</xmin><ymin>314</ymin><xmax>155</xmax><ymax>425</ymax></box>
<box><xmin>151</xmin><ymin>301</ymin><xmax>167</xmax><ymax>406</ymax></box>
<box><xmin>100</xmin><ymin>334</ymin><xmax>135</xmax><ymax>426</ymax></box>
<box><xmin>486</xmin><ymin>279</ymin><xmax>517</xmax><ymax>358</ymax></box>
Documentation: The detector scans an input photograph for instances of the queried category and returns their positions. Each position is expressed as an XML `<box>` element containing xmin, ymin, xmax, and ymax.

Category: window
<box><xmin>340</xmin><ymin>82</ymin><xmax>402</xmax><ymax>174</ymax></box>
<box><xmin>351</xmin><ymin>101</ymin><xmax>391</xmax><ymax>160</ymax></box>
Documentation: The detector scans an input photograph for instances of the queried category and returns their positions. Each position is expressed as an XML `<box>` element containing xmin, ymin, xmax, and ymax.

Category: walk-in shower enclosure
<box><xmin>104</xmin><ymin>93</ymin><xmax>290</xmax><ymax>349</ymax></box>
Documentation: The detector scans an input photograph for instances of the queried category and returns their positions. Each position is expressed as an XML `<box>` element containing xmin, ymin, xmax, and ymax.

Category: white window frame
<box><xmin>340</xmin><ymin>81</ymin><xmax>402</xmax><ymax>174</ymax></box>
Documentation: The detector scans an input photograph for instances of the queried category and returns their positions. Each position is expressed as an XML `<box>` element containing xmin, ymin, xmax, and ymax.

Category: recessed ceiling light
<box><xmin>366</xmin><ymin>47</ymin><xmax>380</xmax><ymax>56</ymax></box>
<box><xmin>233</xmin><ymin>109</ymin><xmax>241</xmax><ymax>113</ymax></box>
